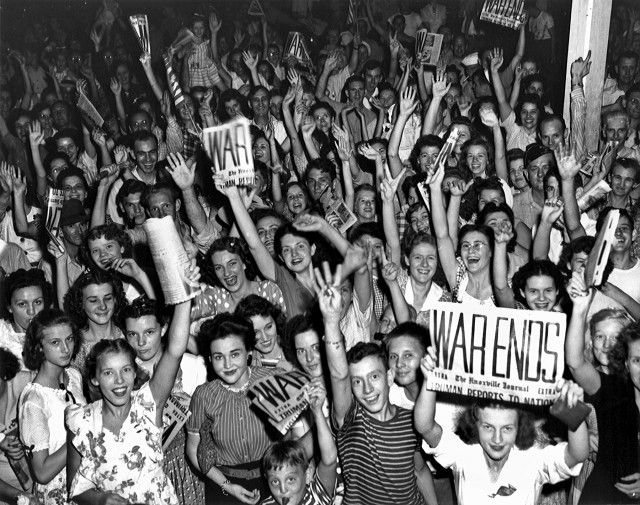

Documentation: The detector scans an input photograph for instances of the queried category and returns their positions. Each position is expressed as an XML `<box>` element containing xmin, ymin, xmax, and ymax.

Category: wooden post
<box><xmin>563</xmin><ymin>0</ymin><xmax>613</xmax><ymax>152</ymax></box>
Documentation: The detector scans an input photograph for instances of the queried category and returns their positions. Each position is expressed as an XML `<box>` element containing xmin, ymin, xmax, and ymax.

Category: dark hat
<box><xmin>59</xmin><ymin>199</ymin><xmax>89</xmax><ymax>228</ymax></box>
<box><xmin>524</xmin><ymin>143</ymin><xmax>553</xmax><ymax>167</ymax></box>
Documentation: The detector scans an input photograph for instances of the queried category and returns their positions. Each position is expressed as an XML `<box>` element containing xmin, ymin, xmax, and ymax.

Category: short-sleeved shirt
<box><xmin>187</xmin><ymin>367</ymin><xmax>277</xmax><ymax>469</ymax></box>
<box><xmin>326</xmin><ymin>67</ymin><xmax>351</xmax><ymax>102</ymax></box>
<box><xmin>512</xmin><ymin>188</ymin><xmax>542</xmax><ymax>231</ymax></box>
<box><xmin>425</xmin><ymin>429</ymin><xmax>581</xmax><ymax>505</ymax></box>
<box><xmin>335</xmin><ymin>401</ymin><xmax>424</xmax><ymax>505</ymax></box>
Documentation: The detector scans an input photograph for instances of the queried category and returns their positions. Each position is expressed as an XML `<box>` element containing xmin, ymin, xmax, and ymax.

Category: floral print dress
<box><xmin>65</xmin><ymin>382</ymin><xmax>178</xmax><ymax>505</ymax></box>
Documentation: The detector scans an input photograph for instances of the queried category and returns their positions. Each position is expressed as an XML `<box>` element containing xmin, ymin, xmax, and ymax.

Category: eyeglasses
<box><xmin>460</xmin><ymin>241</ymin><xmax>488</xmax><ymax>252</ymax></box>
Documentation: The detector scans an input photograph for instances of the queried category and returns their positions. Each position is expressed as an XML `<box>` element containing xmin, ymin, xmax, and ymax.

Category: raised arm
<box><xmin>150</xmin><ymin>297</ymin><xmax>194</xmax><ymax>412</ymax></box>
<box><xmin>414</xmin><ymin>349</ymin><xmax>443</xmax><ymax>447</ymax></box>
<box><xmin>348</xmin><ymin>33</ymin><xmax>361</xmax><ymax>74</ymax></box>
<box><xmin>554</xmin><ymin>143</ymin><xmax>586</xmax><ymax>240</ymax></box>
<box><xmin>421</xmin><ymin>71</ymin><xmax>450</xmax><ymax>136</ymax></box>
<box><xmin>492</xmin><ymin>222</ymin><xmax>516</xmax><ymax>308</ymax></box>
<box><xmin>217</xmin><ymin>179</ymin><xmax>277</xmax><ymax>280</ymax></box>
<box><xmin>479</xmin><ymin>105</ymin><xmax>508</xmax><ymax>182</ymax></box>
<box><xmin>315</xmin><ymin>53</ymin><xmax>337</xmax><ymax>101</ymax></box>
<box><xmin>28</xmin><ymin>122</ymin><xmax>48</xmax><ymax>200</ymax></box>
<box><xmin>490</xmin><ymin>48</ymin><xmax>511</xmax><ymax>121</ymax></box>
<box><xmin>428</xmin><ymin>162</ymin><xmax>458</xmax><ymax>288</ymax></box>
<box><xmin>380</xmin><ymin>177</ymin><xmax>404</xmax><ymax>264</ymax></box>
<box><xmin>308</xmin><ymin>379</ymin><xmax>338</xmax><ymax>496</ymax></box>
<box><xmin>565</xmin><ymin>272</ymin><xmax>601</xmax><ymax>395</ymax></box>
<box><xmin>569</xmin><ymin>51</ymin><xmax>591</xmax><ymax>164</ymax></box>
<box><xmin>167</xmin><ymin>152</ymin><xmax>208</xmax><ymax>233</ymax></box>
<box><xmin>380</xmin><ymin>256</ymin><xmax>412</xmax><ymax>324</ymax></box>
<box><xmin>316</xmin><ymin>266</ymin><xmax>353</xmax><ymax>428</ymax></box>
<box><xmin>388</xmin><ymin>87</ymin><xmax>418</xmax><ymax>178</ymax></box>
<box><xmin>281</xmin><ymin>85</ymin><xmax>304</xmax><ymax>159</ymax></box>
<box><xmin>140</xmin><ymin>52</ymin><xmax>164</xmax><ymax>102</ymax></box>
<box><xmin>532</xmin><ymin>197</ymin><xmax>564</xmax><ymax>260</ymax></box>
<box><xmin>557</xmin><ymin>379</ymin><xmax>589</xmax><ymax>468</ymax></box>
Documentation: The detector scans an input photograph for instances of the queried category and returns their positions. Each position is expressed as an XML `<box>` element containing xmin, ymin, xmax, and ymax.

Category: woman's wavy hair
<box><xmin>4</xmin><ymin>268</ymin><xmax>53</xmax><ymax>314</ymax></box>
<box><xmin>82</xmin><ymin>224</ymin><xmax>133</xmax><ymax>270</ymax></box>
<box><xmin>235</xmin><ymin>295</ymin><xmax>287</xmax><ymax>339</ymax></box>
<box><xmin>609</xmin><ymin>322</ymin><xmax>640</xmax><ymax>380</ymax></box>
<box><xmin>197</xmin><ymin>312</ymin><xmax>255</xmax><ymax>358</ymax></box>
<box><xmin>512</xmin><ymin>259</ymin><xmax>567</xmax><ymax>309</ymax></box>
<box><xmin>64</xmin><ymin>270</ymin><xmax>126</xmax><ymax>331</ymax></box>
<box><xmin>456</xmin><ymin>401</ymin><xmax>537</xmax><ymax>450</ymax></box>
<box><xmin>208</xmin><ymin>236</ymin><xmax>258</xmax><ymax>286</ymax></box>
<box><xmin>456</xmin><ymin>224</ymin><xmax>495</xmax><ymax>257</ymax></box>
<box><xmin>23</xmin><ymin>309</ymin><xmax>81</xmax><ymax>371</ymax></box>
<box><xmin>0</xmin><ymin>347</ymin><xmax>21</xmax><ymax>381</ymax></box>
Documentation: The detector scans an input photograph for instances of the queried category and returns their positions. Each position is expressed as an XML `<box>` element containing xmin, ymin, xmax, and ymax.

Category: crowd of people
<box><xmin>1</xmin><ymin>0</ymin><xmax>640</xmax><ymax>504</ymax></box>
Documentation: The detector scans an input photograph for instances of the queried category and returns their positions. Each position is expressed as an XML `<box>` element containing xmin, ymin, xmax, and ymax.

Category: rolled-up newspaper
<box><xmin>143</xmin><ymin>216</ymin><xmax>200</xmax><ymax>304</ymax></box>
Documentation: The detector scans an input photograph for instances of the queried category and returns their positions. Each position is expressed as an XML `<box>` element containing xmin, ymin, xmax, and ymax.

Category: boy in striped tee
<box><xmin>317</xmin><ymin>266</ymin><xmax>425</xmax><ymax>505</ymax></box>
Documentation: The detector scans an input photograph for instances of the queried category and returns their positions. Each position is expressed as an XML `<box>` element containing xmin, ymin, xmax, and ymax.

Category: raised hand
<box><xmin>448</xmin><ymin>178</ymin><xmax>472</xmax><ymax>197</ymax></box>
<box><xmin>234</xmin><ymin>27</ymin><xmax>246</xmax><ymax>48</ymax></box>
<box><xmin>307</xmin><ymin>378</ymin><xmax>327</xmax><ymax>413</ymax></box>
<box><xmin>209</xmin><ymin>12</ymin><xmax>222</xmax><ymax>33</ymax></box>
<box><xmin>358</xmin><ymin>143</ymin><xmax>381</xmax><ymax>161</ymax></box>
<box><xmin>167</xmin><ymin>152</ymin><xmax>196</xmax><ymax>190</ymax></box>
<box><xmin>554</xmin><ymin>378</ymin><xmax>584</xmax><ymax>409</ymax></box>
<box><xmin>490</xmin><ymin>47</ymin><xmax>503</xmax><ymax>72</ymax></box>
<box><xmin>110</xmin><ymin>257</ymin><xmax>143</xmax><ymax>278</ymax></box>
<box><xmin>479</xmin><ymin>105</ymin><xmax>500</xmax><ymax>128</ymax></box>
<box><xmin>566</xmin><ymin>270</ymin><xmax>592</xmax><ymax>310</ymax></box>
<box><xmin>419</xmin><ymin>347</ymin><xmax>438</xmax><ymax>377</ymax></box>
<box><xmin>76</xmin><ymin>78</ymin><xmax>88</xmax><ymax>96</ymax></box>
<box><xmin>336</xmin><ymin>134</ymin><xmax>353</xmax><ymax>161</ymax></box>
<box><xmin>314</xmin><ymin>262</ymin><xmax>344</xmax><ymax>324</ymax></box>
<box><xmin>0</xmin><ymin>163</ymin><xmax>15</xmax><ymax>192</ymax></box>
<box><xmin>324</xmin><ymin>52</ymin><xmax>339</xmax><ymax>73</ymax></box>
<box><xmin>242</xmin><ymin>51</ymin><xmax>258</xmax><ymax>70</ymax></box>
<box><xmin>109</xmin><ymin>76</ymin><xmax>122</xmax><ymax>95</ymax></box>
<box><xmin>541</xmin><ymin>197</ymin><xmax>565</xmax><ymax>225</ymax></box>
<box><xmin>28</xmin><ymin>121</ymin><xmax>44</xmax><ymax>148</ymax></box>
<box><xmin>399</xmin><ymin>86</ymin><xmax>418</xmax><ymax>116</ymax></box>
<box><xmin>493</xmin><ymin>220</ymin><xmax>514</xmax><ymax>244</ymax></box>
<box><xmin>432</xmin><ymin>68</ymin><xmax>451</xmax><ymax>99</ymax></box>
<box><xmin>92</xmin><ymin>128</ymin><xmax>107</xmax><ymax>147</ymax></box>
<box><xmin>455</xmin><ymin>94</ymin><xmax>472</xmax><ymax>116</ymax></box>
<box><xmin>553</xmin><ymin>143</ymin><xmax>581</xmax><ymax>181</ymax></box>
<box><xmin>389</xmin><ymin>34</ymin><xmax>400</xmax><ymax>59</ymax></box>
<box><xmin>571</xmin><ymin>50</ymin><xmax>592</xmax><ymax>80</ymax></box>
<box><xmin>301</xmin><ymin>116</ymin><xmax>316</xmax><ymax>137</ymax></box>
<box><xmin>287</xmin><ymin>68</ymin><xmax>300</xmax><ymax>85</ymax></box>
<box><xmin>139</xmin><ymin>52</ymin><xmax>152</xmax><ymax>67</ymax></box>
<box><xmin>380</xmin><ymin>253</ymin><xmax>399</xmax><ymax>284</ymax></box>
<box><xmin>293</xmin><ymin>213</ymin><xmax>326</xmax><ymax>233</ymax></box>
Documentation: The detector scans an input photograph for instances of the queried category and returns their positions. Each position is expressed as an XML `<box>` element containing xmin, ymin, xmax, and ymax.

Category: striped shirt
<box><xmin>188</xmin><ymin>366</ymin><xmax>277</xmax><ymax>469</ymax></box>
<box><xmin>335</xmin><ymin>401</ymin><xmax>424</xmax><ymax>505</ymax></box>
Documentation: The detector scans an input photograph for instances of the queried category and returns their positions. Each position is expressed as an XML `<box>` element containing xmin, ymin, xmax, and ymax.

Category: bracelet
<box><xmin>571</xmin><ymin>82</ymin><xmax>583</xmax><ymax>88</ymax></box>
<box><xmin>220</xmin><ymin>479</ymin><xmax>231</xmax><ymax>496</ymax></box>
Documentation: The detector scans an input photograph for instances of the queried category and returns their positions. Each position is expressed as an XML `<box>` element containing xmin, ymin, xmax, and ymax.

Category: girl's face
<box><xmin>250</xmin><ymin>314</ymin><xmax>278</xmax><ymax>356</ymax></box>
<box><xmin>9</xmin><ymin>286</ymin><xmax>45</xmax><ymax>332</ymax></box>
<box><xmin>476</xmin><ymin>407</ymin><xmax>518</xmax><ymax>463</ymax></box>
<box><xmin>483</xmin><ymin>211</ymin><xmax>511</xmax><ymax>237</ymax></box>
<box><xmin>279</xmin><ymin>234</ymin><xmax>314</xmax><ymax>274</ymax></box>
<box><xmin>444</xmin><ymin>87</ymin><xmax>460</xmax><ymax>109</ymax></box>
<box><xmin>225</xmin><ymin>99</ymin><xmax>242</xmax><ymax>119</ymax></box>
<box><xmin>460</xmin><ymin>231</ymin><xmax>491</xmax><ymax>273</ymax></box>
<box><xmin>407</xmin><ymin>186</ymin><xmax>418</xmax><ymax>206</ymax></box>
<box><xmin>210</xmin><ymin>335</ymin><xmax>250</xmax><ymax>387</ymax></box>
<box><xmin>509</xmin><ymin>159</ymin><xmax>527</xmax><ymax>190</ymax></box>
<box><xmin>388</xmin><ymin>336</ymin><xmax>423</xmax><ymax>387</ymax></box>
<box><xmin>312</xmin><ymin>107</ymin><xmax>332</xmax><ymax>133</ymax></box>
<box><xmin>41</xmin><ymin>323</ymin><xmax>75</xmax><ymax>368</ymax></box>
<box><xmin>378</xmin><ymin>89</ymin><xmax>396</xmax><ymax>109</ymax></box>
<box><xmin>410</xmin><ymin>207</ymin><xmax>430</xmax><ymax>234</ymax></box>
<box><xmin>253</xmin><ymin>137</ymin><xmax>270</xmax><ymax>163</ymax></box>
<box><xmin>82</xmin><ymin>283</ymin><xmax>116</xmax><ymax>326</ymax></box>
<box><xmin>48</xmin><ymin>158</ymin><xmax>69</xmax><ymax>185</ymax></box>
<box><xmin>592</xmin><ymin>318</ymin><xmax>626</xmax><ymax>367</ymax></box>
<box><xmin>355</xmin><ymin>190</ymin><xmax>376</xmax><ymax>221</ymax></box>
<box><xmin>466</xmin><ymin>145</ymin><xmax>488</xmax><ymax>178</ymax></box>
<box><xmin>521</xmin><ymin>275</ymin><xmax>558</xmax><ymax>311</ymax></box>
<box><xmin>286</xmin><ymin>185</ymin><xmax>308</xmax><ymax>215</ymax></box>
<box><xmin>407</xmin><ymin>242</ymin><xmax>438</xmax><ymax>284</ymax></box>
<box><xmin>294</xmin><ymin>330</ymin><xmax>322</xmax><ymax>377</ymax></box>
<box><xmin>92</xmin><ymin>351</ymin><xmax>136</xmax><ymax>407</ymax></box>
<box><xmin>88</xmin><ymin>236</ymin><xmax>125</xmax><ymax>271</ymax></box>
<box><xmin>212</xmin><ymin>250</ymin><xmax>247</xmax><ymax>293</ymax></box>
<box><xmin>520</xmin><ymin>102</ymin><xmax>540</xmax><ymax>131</ymax></box>
<box><xmin>418</xmin><ymin>145</ymin><xmax>439</xmax><ymax>173</ymax></box>
<box><xmin>192</xmin><ymin>20</ymin><xmax>206</xmax><ymax>40</ymax></box>
<box><xmin>126</xmin><ymin>315</ymin><xmax>164</xmax><ymax>363</ymax></box>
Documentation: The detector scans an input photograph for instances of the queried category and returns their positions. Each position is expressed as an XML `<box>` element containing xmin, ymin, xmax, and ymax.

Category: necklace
<box><xmin>221</xmin><ymin>368</ymin><xmax>252</xmax><ymax>393</ymax></box>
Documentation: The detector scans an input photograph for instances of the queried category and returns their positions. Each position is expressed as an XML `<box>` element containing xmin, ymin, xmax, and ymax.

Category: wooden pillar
<box><xmin>563</xmin><ymin>0</ymin><xmax>613</xmax><ymax>152</ymax></box>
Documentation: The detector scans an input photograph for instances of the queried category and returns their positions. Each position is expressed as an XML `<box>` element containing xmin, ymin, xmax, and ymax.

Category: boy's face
<box><xmin>266</xmin><ymin>464</ymin><xmax>309</xmax><ymax>505</ymax></box>
<box><xmin>610</xmin><ymin>165</ymin><xmax>638</xmax><ymax>198</ymax></box>
<box><xmin>478</xmin><ymin>189</ymin><xmax>505</xmax><ymax>212</ymax></box>
<box><xmin>306</xmin><ymin>167</ymin><xmax>333</xmax><ymax>202</ymax></box>
<box><xmin>349</xmin><ymin>355</ymin><xmax>393</xmax><ymax>415</ymax></box>
<box><xmin>612</xmin><ymin>215</ymin><xmax>634</xmax><ymax>253</ymax></box>
<box><xmin>387</xmin><ymin>336</ymin><xmax>424</xmax><ymax>387</ymax></box>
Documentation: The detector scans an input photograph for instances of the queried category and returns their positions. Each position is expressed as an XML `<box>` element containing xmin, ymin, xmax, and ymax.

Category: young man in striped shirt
<box><xmin>317</xmin><ymin>266</ymin><xmax>425</xmax><ymax>505</ymax></box>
